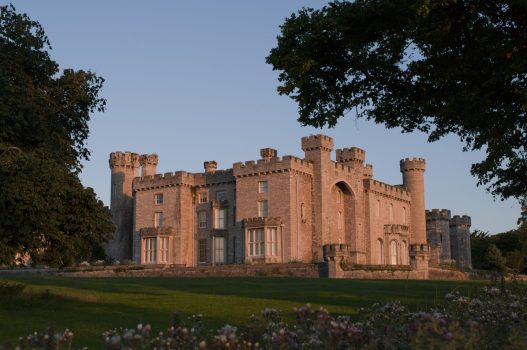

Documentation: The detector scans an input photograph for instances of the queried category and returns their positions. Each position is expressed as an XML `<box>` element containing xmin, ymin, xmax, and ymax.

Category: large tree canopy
<box><xmin>0</xmin><ymin>5</ymin><xmax>113</xmax><ymax>266</ymax></box>
<box><xmin>267</xmin><ymin>0</ymin><xmax>527</xmax><ymax>201</ymax></box>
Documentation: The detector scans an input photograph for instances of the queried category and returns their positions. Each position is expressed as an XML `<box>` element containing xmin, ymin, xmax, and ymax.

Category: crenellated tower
<box><xmin>400</xmin><ymin>158</ymin><xmax>429</xmax><ymax>277</ymax></box>
<box><xmin>301</xmin><ymin>134</ymin><xmax>334</xmax><ymax>261</ymax></box>
<box><xmin>107</xmin><ymin>151</ymin><xmax>140</xmax><ymax>260</ymax></box>
<box><xmin>426</xmin><ymin>209</ymin><xmax>452</xmax><ymax>266</ymax></box>
<box><xmin>450</xmin><ymin>215</ymin><xmax>472</xmax><ymax>270</ymax></box>
<box><xmin>139</xmin><ymin>154</ymin><xmax>158</xmax><ymax>177</ymax></box>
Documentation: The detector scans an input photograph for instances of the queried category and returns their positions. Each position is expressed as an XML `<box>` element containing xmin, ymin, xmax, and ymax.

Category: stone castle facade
<box><xmin>107</xmin><ymin>134</ymin><xmax>472</xmax><ymax>275</ymax></box>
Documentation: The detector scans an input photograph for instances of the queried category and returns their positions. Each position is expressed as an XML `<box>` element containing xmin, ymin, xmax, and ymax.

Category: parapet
<box><xmin>109</xmin><ymin>151</ymin><xmax>140</xmax><ymax>169</ymax></box>
<box><xmin>364</xmin><ymin>179</ymin><xmax>411</xmax><ymax>201</ymax></box>
<box><xmin>301</xmin><ymin>134</ymin><xmax>334</xmax><ymax>152</ymax></box>
<box><xmin>383</xmin><ymin>224</ymin><xmax>410</xmax><ymax>235</ymax></box>
<box><xmin>139</xmin><ymin>154</ymin><xmax>158</xmax><ymax>167</ymax></box>
<box><xmin>260</xmin><ymin>148</ymin><xmax>278</xmax><ymax>161</ymax></box>
<box><xmin>204</xmin><ymin>160</ymin><xmax>218</xmax><ymax>173</ymax></box>
<box><xmin>400</xmin><ymin>157</ymin><xmax>426</xmax><ymax>172</ymax></box>
<box><xmin>336</xmin><ymin>147</ymin><xmax>365</xmax><ymax>163</ymax></box>
<box><xmin>233</xmin><ymin>155</ymin><xmax>314</xmax><ymax>177</ymax></box>
<box><xmin>133</xmin><ymin>171</ymin><xmax>195</xmax><ymax>191</ymax></box>
<box><xmin>363</xmin><ymin>164</ymin><xmax>373</xmax><ymax>178</ymax></box>
<box><xmin>426</xmin><ymin>209</ymin><xmax>451</xmax><ymax>221</ymax></box>
<box><xmin>450</xmin><ymin>215</ymin><xmax>471</xmax><ymax>228</ymax></box>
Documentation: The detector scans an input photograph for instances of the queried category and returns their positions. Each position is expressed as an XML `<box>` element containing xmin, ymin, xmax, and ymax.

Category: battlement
<box><xmin>260</xmin><ymin>148</ymin><xmax>278</xmax><ymax>161</ymax></box>
<box><xmin>426</xmin><ymin>209</ymin><xmax>451</xmax><ymax>221</ymax></box>
<box><xmin>336</xmin><ymin>147</ymin><xmax>365</xmax><ymax>163</ymax></box>
<box><xmin>301</xmin><ymin>134</ymin><xmax>334</xmax><ymax>152</ymax></box>
<box><xmin>204</xmin><ymin>160</ymin><xmax>218</xmax><ymax>173</ymax></box>
<box><xmin>450</xmin><ymin>215</ymin><xmax>471</xmax><ymax>227</ymax></box>
<box><xmin>193</xmin><ymin>168</ymin><xmax>235</xmax><ymax>186</ymax></box>
<box><xmin>233</xmin><ymin>155</ymin><xmax>313</xmax><ymax>177</ymax></box>
<box><xmin>139</xmin><ymin>154</ymin><xmax>158</xmax><ymax>166</ymax></box>
<box><xmin>364</xmin><ymin>164</ymin><xmax>373</xmax><ymax>178</ymax></box>
<box><xmin>133</xmin><ymin>171</ymin><xmax>195</xmax><ymax>190</ymax></box>
<box><xmin>383</xmin><ymin>224</ymin><xmax>410</xmax><ymax>235</ymax></box>
<box><xmin>109</xmin><ymin>151</ymin><xmax>140</xmax><ymax>168</ymax></box>
<box><xmin>364</xmin><ymin>179</ymin><xmax>411</xmax><ymax>200</ymax></box>
<box><xmin>400</xmin><ymin>157</ymin><xmax>426</xmax><ymax>172</ymax></box>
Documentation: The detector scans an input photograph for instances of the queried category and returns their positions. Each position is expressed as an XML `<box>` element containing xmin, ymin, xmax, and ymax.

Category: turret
<box><xmin>426</xmin><ymin>209</ymin><xmax>452</xmax><ymax>265</ymax></box>
<box><xmin>336</xmin><ymin>147</ymin><xmax>365</xmax><ymax>165</ymax></box>
<box><xmin>301</xmin><ymin>134</ymin><xmax>334</xmax><ymax>163</ymax></box>
<box><xmin>400</xmin><ymin>158</ymin><xmax>426</xmax><ymax>244</ymax></box>
<box><xmin>450</xmin><ymin>215</ymin><xmax>472</xmax><ymax>269</ymax></box>
<box><xmin>140</xmin><ymin>154</ymin><xmax>158</xmax><ymax>177</ymax></box>
<box><xmin>260</xmin><ymin>148</ymin><xmax>278</xmax><ymax>162</ymax></box>
<box><xmin>204</xmin><ymin>160</ymin><xmax>218</xmax><ymax>173</ymax></box>
<box><xmin>107</xmin><ymin>151</ymin><xmax>140</xmax><ymax>260</ymax></box>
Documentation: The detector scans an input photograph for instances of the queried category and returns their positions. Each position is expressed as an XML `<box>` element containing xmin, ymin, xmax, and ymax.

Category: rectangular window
<box><xmin>198</xmin><ymin>211</ymin><xmax>207</xmax><ymax>228</ymax></box>
<box><xmin>199</xmin><ymin>193</ymin><xmax>207</xmax><ymax>203</ymax></box>
<box><xmin>155</xmin><ymin>193</ymin><xmax>163</xmax><ymax>205</ymax></box>
<box><xmin>214</xmin><ymin>208</ymin><xmax>226</xmax><ymax>229</ymax></box>
<box><xmin>198</xmin><ymin>239</ymin><xmax>208</xmax><ymax>263</ymax></box>
<box><xmin>154</xmin><ymin>212</ymin><xmax>164</xmax><ymax>228</ymax></box>
<box><xmin>266</xmin><ymin>228</ymin><xmax>278</xmax><ymax>256</ymax></box>
<box><xmin>258</xmin><ymin>181</ymin><xmax>268</xmax><ymax>193</ymax></box>
<box><xmin>258</xmin><ymin>200</ymin><xmax>268</xmax><ymax>218</ymax></box>
<box><xmin>143</xmin><ymin>238</ymin><xmax>157</xmax><ymax>263</ymax></box>
<box><xmin>248</xmin><ymin>228</ymin><xmax>265</xmax><ymax>257</ymax></box>
<box><xmin>214</xmin><ymin>237</ymin><xmax>225</xmax><ymax>264</ymax></box>
<box><xmin>159</xmin><ymin>237</ymin><xmax>169</xmax><ymax>263</ymax></box>
<box><xmin>215</xmin><ymin>190</ymin><xmax>226</xmax><ymax>202</ymax></box>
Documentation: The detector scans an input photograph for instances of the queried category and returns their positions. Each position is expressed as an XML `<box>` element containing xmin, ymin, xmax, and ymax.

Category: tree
<box><xmin>267</xmin><ymin>0</ymin><xmax>527</xmax><ymax>202</ymax></box>
<box><xmin>0</xmin><ymin>5</ymin><xmax>114</xmax><ymax>266</ymax></box>
<box><xmin>485</xmin><ymin>244</ymin><xmax>507</xmax><ymax>272</ymax></box>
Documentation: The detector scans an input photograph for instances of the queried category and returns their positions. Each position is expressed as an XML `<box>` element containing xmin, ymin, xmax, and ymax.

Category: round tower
<box><xmin>450</xmin><ymin>215</ymin><xmax>472</xmax><ymax>270</ymax></box>
<box><xmin>400</xmin><ymin>158</ymin><xmax>427</xmax><ymax>244</ymax></box>
<box><xmin>108</xmin><ymin>151</ymin><xmax>140</xmax><ymax>261</ymax></box>
<box><xmin>139</xmin><ymin>154</ymin><xmax>158</xmax><ymax>177</ymax></box>
<box><xmin>426</xmin><ymin>209</ymin><xmax>452</xmax><ymax>265</ymax></box>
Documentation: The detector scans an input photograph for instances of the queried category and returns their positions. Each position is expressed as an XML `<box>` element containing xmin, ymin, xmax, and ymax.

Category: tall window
<box><xmin>376</xmin><ymin>200</ymin><xmax>381</xmax><ymax>217</ymax></box>
<box><xmin>401</xmin><ymin>241</ymin><xmax>408</xmax><ymax>265</ymax></box>
<box><xmin>214</xmin><ymin>237</ymin><xmax>225</xmax><ymax>264</ymax></box>
<box><xmin>258</xmin><ymin>200</ymin><xmax>268</xmax><ymax>217</ymax></box>
<box><xmin>159</xmin><ymin>237</ymin><xmax>169</xmax><ymax>263</ymax></box>
<box><xmin>144</xmin><ymin>238</ymin><xmax>157</xmax><ymax>263</ymax></box>
<box><xmin>266</xmin><ymin>228</ymin><xmax>278</xmax><ymax>256</ymax></box>
<box><xmin>389</xmin><ymin>203</ymin><xmax>394</xmax><ymax>221</ymax></box>
<box><xmin>155</xmin><ymin>193</ymin><xmax>163</xmax><ymax>205</ymax></box>
<box><xmin>300</xmin><ymin>203</ymin><xmax>306</xmax><ymax>220</ymax></box>
<box><xmin>198</xmin><ymin>239</ymin><xmax>208</xmax><ymax>263</ymax></box>
<box><xmin>248</xmin><ymin>228</ymin><xmax>265</xmax><ymax>256</ymax></box>
<box><xmin>336</xmin><ymin>190</ymin><xmax>342</xmax><ymax>203</ymax></box>
<box><xmin>199</xmin><ymin>193</ymin><xmax>207</xmax><ymax>203</ymax></box>
<box><xmin>198</xmin><ymin>211</ymin><xmax>207</xmax><ymax>228</ymax></box>
<box><xmin>377</xmin><ymin>239</ymin><xmax>384</xmax><ymax>264</ymax></box>
<box><xmin>390</xmin><ymin>240</ymin><xmax>398</xmax><ymax>265</ymax></box>
<box><xmin>258</xmin><ymin>181</ymin><xmax>268</xmax><ymax>193</ymax></box>
<box><xmin>215</xmin><ymin>190</ymin><xmax>226</xmax><ymax>202</ymax></box>
<box><xmin>154</xmin><ymin>212</ymin><xmax>164</xmax><ymax>228</ymax></box>
<box><xmin>402</xmin><ymin>207</ymin><xmax>406</xmax><ymax>224</ymax></box>
<box><xmin>214</xmin><ymin>208</ymin><xmax>226</xmax><ymax>229</ymax></box>
<box><xmin>337</xmin><ymin>211</ymin><xmax>343</xmax><ymax>229</ymax></box>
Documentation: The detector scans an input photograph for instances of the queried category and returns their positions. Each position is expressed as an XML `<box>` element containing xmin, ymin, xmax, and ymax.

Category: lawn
<box><xmin>0</xmin><ymin>274</ymin><xmax>485</xmax><ymax>348</ymax></box>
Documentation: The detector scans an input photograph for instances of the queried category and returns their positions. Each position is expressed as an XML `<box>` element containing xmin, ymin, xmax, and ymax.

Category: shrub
<box><xmin>0</xmin><ymin>281</ymin><xmax>26</xmax><ymax>297</ymax></box>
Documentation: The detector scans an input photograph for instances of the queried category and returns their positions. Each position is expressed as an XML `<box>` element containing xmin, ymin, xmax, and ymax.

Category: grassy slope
<box><xmin>0</xmin><ymin>275</ymin><xmax>484</xmax><ymax>348</ymax></box>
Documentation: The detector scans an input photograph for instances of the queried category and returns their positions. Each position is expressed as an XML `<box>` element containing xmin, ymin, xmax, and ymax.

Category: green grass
<box><xmin>0</xmin><ymin>274</ymin><xmax>485</xmax><ymax>348</ymax></box>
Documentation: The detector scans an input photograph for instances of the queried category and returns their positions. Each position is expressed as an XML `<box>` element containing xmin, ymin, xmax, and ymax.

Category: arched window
<box><xmin>377</xmin><ymin>239</ymin><xmax>384</xmax><ymax>264</ymax></box>
<box><xmin>401</xmin><ymin>241</ymin><xmax>408</xmax><ymax>265</ymax></box>
<box><xmin>389</xmin><ymin>203</ymin><xmax>394</xmax><ymax>221</ymax></box>
<box><xmin>300</xmin><ymin>203</ymin><xmax>305</xmax><ymax>220</ymax></box>
<box><xmin>402</xmin><ymin>207</ymin><xmax>406</xmax><ymax>224</ymax></box>
<box><xmin>390</xmin><ymin>240</ymin><xmax>398</xmax><ymax>265</ymax></box>
<box><xmin>376</xmin><ymin>200</ymin><xmax>381</xmax><ymax>217</ymax></box>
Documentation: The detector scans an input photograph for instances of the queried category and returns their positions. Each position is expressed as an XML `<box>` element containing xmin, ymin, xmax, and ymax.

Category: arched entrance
<box><xmin>329</xmin><ymin>181</ymin><xmax>355</xmax><ymax>245</ymax></box>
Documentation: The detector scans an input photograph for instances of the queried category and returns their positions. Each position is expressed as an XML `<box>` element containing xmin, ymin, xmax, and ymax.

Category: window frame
<box><xmin>214</xmin><ymin>236</ymin><xmax>225</xmax><ymax>264</ymax></box>
<box><xmin>154</xmin><ymin>193</ymin><xmax>164</xmax><ymax>205</ymax></box>
<box><xmin>154</xmin><ymin>212</ymin><xmax>164</xmax><ymax>228</ymax></box>
<box><xmin>214</xmin><ymin>208</ymin><xmax>226</xmax><ymax>229</ymax></box>
<box><xmin>258</xmin><ymin>200</ymin><xmax>268</xmax><ymax>218</ymax></box>
<box><xmin>198</xmin><ymin>211</ymin><xmax>208</xmax><ymax>229</ymax></box>
<box><xmin>215</xmin><ymin>190</ymin><xmax>226</xmax><ymax>202</ymax></box>
<box><xmin>258</xmin><ymin>180</ymin><xmax>269</xmax><ymax>193</ymax></box>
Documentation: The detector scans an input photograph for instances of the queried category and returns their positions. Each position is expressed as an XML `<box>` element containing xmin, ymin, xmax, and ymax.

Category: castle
<box><xmin>107</xmin><ymin>134</ymin><xmax>471</xmax><ymax>276</ymax></box>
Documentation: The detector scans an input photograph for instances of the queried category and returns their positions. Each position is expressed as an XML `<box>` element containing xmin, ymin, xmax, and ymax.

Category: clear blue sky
<box><xmin>10</xmin><ymin>1</ymin><xmax>520</xmax><ymax>234</ymax></box>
